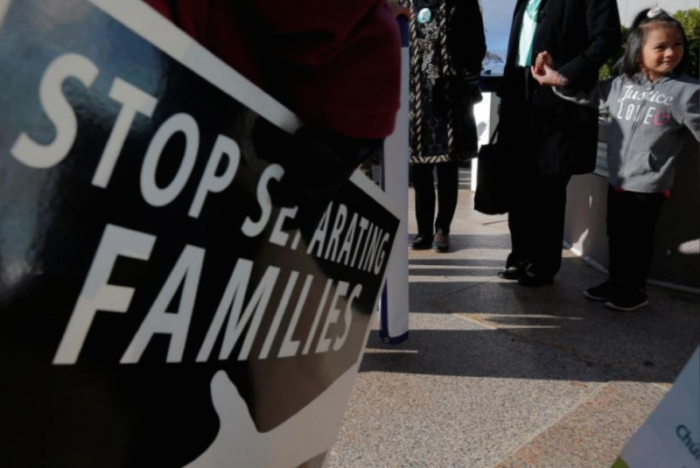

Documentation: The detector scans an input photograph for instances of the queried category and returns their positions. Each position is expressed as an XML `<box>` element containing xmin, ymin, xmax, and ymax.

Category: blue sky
<box><xmin>481</xmin><ymin>0</ymin><xmax>518</xmax><ymax>61</ymax></box>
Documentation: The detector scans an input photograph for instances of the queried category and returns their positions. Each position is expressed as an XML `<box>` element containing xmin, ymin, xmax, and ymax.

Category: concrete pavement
<box><xmin>327</xmin><ymin>170</ymin><xmax>700</xmax><ymax>468</ymax></box>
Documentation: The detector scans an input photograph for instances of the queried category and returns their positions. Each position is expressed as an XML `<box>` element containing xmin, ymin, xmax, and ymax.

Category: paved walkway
<box><xmin>328</xmin><ymin>170</ymin><xmax>700</xmax><ymax>468</ymax></box>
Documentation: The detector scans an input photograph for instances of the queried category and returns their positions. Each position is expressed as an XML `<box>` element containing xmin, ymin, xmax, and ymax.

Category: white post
<box><xmin>471</xmin><ymin>92</ymin><xmax>500</xmax><ymax>192</ymax></box>
<box><xmin>379</xmin><ymin>17</ymin><xmax>410</xmax><ymax>344</ymax></box>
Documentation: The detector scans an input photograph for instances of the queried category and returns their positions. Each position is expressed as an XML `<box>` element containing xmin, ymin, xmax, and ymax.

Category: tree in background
<box><xmin>675</xmin><ymin>9</ymin><xmax>700</xmax><ymax>80</ymax></box>
<box><xmin>598</xmin><ymin>25</ymin><xmax>629</xmax><ymax>81</ymax></box>
<box><xmin>482</xmin><ymin>50</ymin><xmax>504</xmax><ymax>75</ymax></box>
<box><xmin>600</xmin><ymin>8</ymin><xmax>699</xmax><ymax>81</ymax></box>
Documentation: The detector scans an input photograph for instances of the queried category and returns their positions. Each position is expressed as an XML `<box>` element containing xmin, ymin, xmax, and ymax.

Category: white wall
<box><xmin>617</xmin><ymin>0</ymin><xmax>698</xmax><ymax>26</ymax></box>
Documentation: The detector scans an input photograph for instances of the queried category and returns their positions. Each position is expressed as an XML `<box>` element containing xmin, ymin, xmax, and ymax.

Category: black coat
<box><xmin>408</xmin><ymin>0</ymin><xmax>486</xmax><ymax>163</ymax></box>
<box><xmin>499</xmin><ymin>0</ymin><xmax>621</xmax><ymax>176</ymax></box>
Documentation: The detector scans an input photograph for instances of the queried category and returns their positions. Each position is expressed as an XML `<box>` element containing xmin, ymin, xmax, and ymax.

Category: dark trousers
<box><xmin>412</xmin><ymin>161</ymin><xmax>459</xmax><ymax>236</ymax></box>
<box><xmin>607</xmin><ymin>185</ymin><xmax>666</xmax><ymax>292</ymax></box>
<box><xmin>507</xmin><ymin>174</ymin><xmax>571</xmax><ymax>278</ymax></box>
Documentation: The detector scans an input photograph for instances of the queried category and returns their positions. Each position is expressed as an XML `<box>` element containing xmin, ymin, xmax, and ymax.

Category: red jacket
<box><xmin>144</xmin><ymin>0</ymin><xmax>401</xmax><ymax>139</ymax></box>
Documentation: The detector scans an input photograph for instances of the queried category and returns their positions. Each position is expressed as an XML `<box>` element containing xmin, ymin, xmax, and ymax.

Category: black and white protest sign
<box><xmin>0</xmin><ymin>1</ymin><xmax>400</xmax><ymax>466</ymax></box>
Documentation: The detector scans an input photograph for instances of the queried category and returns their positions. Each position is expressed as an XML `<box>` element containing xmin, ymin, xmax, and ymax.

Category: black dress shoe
<box><xmin>497</xmin><ymin>266</ymin><xmax>522</xmax><ymax>280</ymax></box>
<box><xmin>410</xmin><ymin>234</ymin><xmax>433</xmax><ymax>250</ymax></box>
<box><xmin>518</xmin><ymin>272</ymin><xmax>554</xmax><ymax>287</ymax></box>
<box><xmin>432</xmin><ymin>233</ymin><xmax>450</xmax><ymax>253</ymax></box>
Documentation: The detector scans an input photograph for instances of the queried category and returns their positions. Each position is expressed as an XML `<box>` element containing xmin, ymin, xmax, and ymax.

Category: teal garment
<box><xmin>517</xmin><ymin>0</ymin><xmax>542</xmax><ymax>67</ymax></box>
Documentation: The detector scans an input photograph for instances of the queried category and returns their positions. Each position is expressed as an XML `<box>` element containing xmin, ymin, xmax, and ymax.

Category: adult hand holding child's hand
<box><xmin>531</xmin><ymin>51</ymin><xmax>565</xmax><ymax>87</ymax></box>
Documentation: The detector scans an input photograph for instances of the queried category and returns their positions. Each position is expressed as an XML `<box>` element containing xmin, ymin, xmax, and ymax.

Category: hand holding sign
<box><xmin>188</xmin><ymin>364</ymin><xmax>359</xmax><ymax>468</ymax></box>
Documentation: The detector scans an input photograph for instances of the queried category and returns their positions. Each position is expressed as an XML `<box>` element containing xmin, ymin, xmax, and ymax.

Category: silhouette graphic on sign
<box><xmin>188</xmin><ymin>364</ymin><xmax>359</xmax><ymax>467</ymax></box>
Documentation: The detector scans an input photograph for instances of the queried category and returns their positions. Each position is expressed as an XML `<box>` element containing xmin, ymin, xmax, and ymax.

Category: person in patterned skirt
<box><xmin>408</xmin><ymin>0</ymin><xmax>485</xmax><ymax>252</ymax></box>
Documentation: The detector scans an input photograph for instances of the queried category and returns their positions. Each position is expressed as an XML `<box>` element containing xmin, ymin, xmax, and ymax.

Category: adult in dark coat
<box><xmin>408</xmin><ymin>0</ymin><xmax>486</xmax><ymax>252</ymax></box>
<box><xmin>498</xmin><ymin>0</ymin><xmax>621</xmax><ymax>285</ymax></box>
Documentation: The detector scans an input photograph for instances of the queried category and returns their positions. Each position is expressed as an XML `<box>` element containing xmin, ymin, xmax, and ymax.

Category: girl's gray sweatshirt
<box><xmin>555</xmin><ymin>73</ymin><xmax>699</xmax><ymax>193</ymax></box>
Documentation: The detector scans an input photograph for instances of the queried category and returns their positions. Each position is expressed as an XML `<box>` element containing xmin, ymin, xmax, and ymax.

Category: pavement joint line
<box><xmin>407</xmin><ymin>209</ymin><xmax>509</xmax><ymax>233</ymax></box>
<box><xmin>495</xmin><ymin>382</ymin><xmax>612</xmax><ymax>466</ymax></box>
<box><xmin>434</xmin><ymin>276</ymin><xmax>502</xmax><ymax>301</ymax></box>
<box><xmin>406</xmin><ymin>266</ymin><xmax>499</xmax><ymax>302</ymax></box>
<box><xmin>448</xmin><ymin>216</ymin><xmax>507</xmax><ymax>230</ymax></box>
<box><xmin>429</xmin><ymin>280</ymin><xmax>492</xmax><ymax>302</ymax></box>
<box><xmin>481</xmin><ymin>219</ymin><xmax>509</xmax><ymax>226</ymax></box>
<box><xmin>452</xmin><ymin>312</ymin><xmax>498</xmax><ymax>330</ymax></box>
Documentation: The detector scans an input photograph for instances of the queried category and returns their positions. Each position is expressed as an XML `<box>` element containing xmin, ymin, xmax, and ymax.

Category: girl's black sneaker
<box><xmin>605</xmin><ymin>289</ymin><xmax>649</xmax><ymax>312</ymax></box>
<box><xmin>583</xmin><ymin>281</ymin><xmax>615</xmax><ymax>301</ymax></box>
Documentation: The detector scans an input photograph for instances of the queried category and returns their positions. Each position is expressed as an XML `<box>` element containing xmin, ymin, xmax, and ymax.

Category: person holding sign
<box><xmin>497</xmin><ymin>0</ymin><xmax>621</xmax><ymax>286</ymax></box>
<box><xmin>0</xmin><ymin>0</ymin><xmax>404</xmax><ymax>466</ymax></box>
<box><xmin>145</xmin><ymin>0</ymin><xmax>401</xmax><ymax>214</ymax></box>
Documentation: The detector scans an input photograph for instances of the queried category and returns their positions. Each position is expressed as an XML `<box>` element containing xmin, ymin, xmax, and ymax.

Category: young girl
<box><xmin>531</xmin><ymin>7</ymin><xmax>700</xmax><ymax>311</ymax></box>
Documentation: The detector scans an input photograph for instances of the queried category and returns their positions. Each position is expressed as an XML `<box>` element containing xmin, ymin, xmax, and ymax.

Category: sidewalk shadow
<box><xmin>362</xmin><ymin>328</ymin><xmax>628</xmax><ymax>383</ymax></box>
<box><xmin>407</xmin><ymin>233</ymin><xmax>512</xmax><ymax>255</ymax></box>
<box><xmin>390</xmin><ymin>254</ymin><xmax>700</xmax><ymax>384</ymax></box>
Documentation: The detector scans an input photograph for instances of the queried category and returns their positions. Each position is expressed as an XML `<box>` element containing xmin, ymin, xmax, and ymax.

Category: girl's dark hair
<box><xmin>620</xmin><ymin>8</ymin><xmax>689</xmax><ymax>80</ymax></box>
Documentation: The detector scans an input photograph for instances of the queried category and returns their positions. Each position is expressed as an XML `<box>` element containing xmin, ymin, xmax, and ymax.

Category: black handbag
<box><xmin>474</xmin><ymin>124</ymin><xmax>510</xmax><ymax>215</ymax></box>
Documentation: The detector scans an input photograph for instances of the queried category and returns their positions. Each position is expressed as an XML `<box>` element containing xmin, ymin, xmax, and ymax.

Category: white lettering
<box><xmin>644</xmin><ymin>106</ymin><xmax>657</xmax><ymax>125</ymax></box>
<box><xmin>307</xmin><ymin>203</ymin><xmax>332</xmax><ymax>256</ymax></box>
<box><xmin>316</xmin><ymin>282</ymin><xmax>349</xmax><ymax>353</ymax></box>
<box><xmin>241</xmin><ymin>164</ymin><xmax>284</xmax><ymax>238</ymax></box>
<box><xmin>93</xmin><ymin>78</ymin><xmax>158</xmax><ymax>188</ymax></box>
<box><xmin>278</xmin><ymin>275</ymin><xmax>314</xmax><ymax>358</ymax></box>
<box><xmin>197</xmin><ymin>259</ymin><xmax>251</xmax><ymax>362</ymax></box>
<box><xmin>358</xmin><ymin>224</ymin><xmax>375</xmax><ymax>270</ymax></box>
<box><xmin>53</xmin><ymin>224</ymin><xmax>155</xmax><ymax>365</ymax></box>
<box><xmin>270</xmin><ymin>207</ymin><xmax>298</xmax><ymax>247</ymax></box>
<box><xmin>302</xmin><ymin>279</ymin><xmax>333</xmax><ymax>355</ymax></box>
<box><xmin>198</xmin><ymin>262</ymin><xmax>279</xmax><ymax>361</ymax></box>
<box><xmin>336</xmin><ymin>213</ymin><xmax>358</xmax><ymax>266</ymax></box>
<box><xmin>334</xmin><ymin>284</ymin><xmax>361</xmax><ymax>351</ymax></box>
<box><xmin>351</xmin><ymin>217</ymin><xmax>370</xmax><ymax>268</ymax></box>
<box><xmin>373</xmin><ymin>232</ymin><xmax>391</xmax><ymax>274</ymax></box>
<box><xmin>12</xmin><ymin>53</ymin><xmax>99</xmax><ymax>169</ymax></box>
<box><xmin>325</xmin><ymin>204</ymin><xmax>348</xmax><ymax>262</ymax></box>
<box><xmin>363</xmin><ymin>226</ymin><xmax>383</xmax><ymax>272</ymax></box>
<box><xmin>616</xmin><ymin>103</ymin><xmax>625</xmax><ymax>120</ymax></box>
<box><xmin>189</xmin><ymin>135</ymin><xmax>240</xmax><ymax>218</ymax></box>
<box><xmin>259</xmin><ymin>271</ymin><xmax>299</xmax><ymax>359</ymax></box>
<box><xmin>141</xmin><ymin>113</ymin><xmax>199</xmax><ymax>207</ymax></box>
<box><xmin>121</xmin><ymin>245</ymin><xmax>205</xmax><ymax>364</ymax></box>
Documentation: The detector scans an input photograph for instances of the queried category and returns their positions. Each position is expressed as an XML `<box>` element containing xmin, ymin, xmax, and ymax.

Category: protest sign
<box><xmin>0</xmin><ymin>1</ymin><xmax>400</xmax><ymax>466</ymax></box>
<box><xmin>613</xmin><ymin>348</ymin><xmax>700</xmax><ymax>468</ymax></box>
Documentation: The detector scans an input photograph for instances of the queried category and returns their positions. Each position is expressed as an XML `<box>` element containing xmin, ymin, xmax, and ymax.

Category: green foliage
<box><xmin>599</xmin><ymin>26</ymin><xmax>629</xmax><ymax>81</ymax></box>
<box><xmin>675</xmin><ymin>9</ymin><xmax>700</xmax><ymax>79</ymax></box>
<box><xmin>598</xmin><ymin>8</ymin><xmax>700</xmax><ymax>81</ymax></box>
